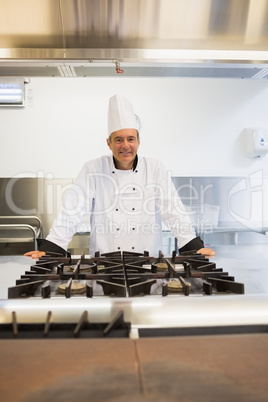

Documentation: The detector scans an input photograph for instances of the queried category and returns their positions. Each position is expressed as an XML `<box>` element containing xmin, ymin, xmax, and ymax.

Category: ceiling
<box><xmin>1</xmin><ymin>0</ymin><xmax>268</xmax><ymax>79</ymax></box>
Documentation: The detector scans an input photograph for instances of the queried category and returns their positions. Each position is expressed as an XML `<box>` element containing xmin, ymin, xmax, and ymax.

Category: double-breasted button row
<box><xmin>112</xmin><ymin>170</ymin><xmax>138</xmax><ymax>173</ymax></box>
<box><xmin>115</xmin><ymin>207</ymin><xmax>135</xmax><ymax>211</ymax></box>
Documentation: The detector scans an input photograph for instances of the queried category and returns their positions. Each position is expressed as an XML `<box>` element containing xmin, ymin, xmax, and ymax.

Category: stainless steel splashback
<box><xmin>0</xmin><ymin>177</ymin><xmax>74</xmax><ymax>235</ymax></box>
<box><xmin>1</xmin><ymin>176</ymin><xmax>268</xmax><ymax>255</ymax></box>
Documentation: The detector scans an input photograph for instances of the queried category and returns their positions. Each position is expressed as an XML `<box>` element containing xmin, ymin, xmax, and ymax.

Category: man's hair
<box><xmin>108</xmin><ymin>130</ymin><xmax>139</xmax><ymax>143</ymax></box>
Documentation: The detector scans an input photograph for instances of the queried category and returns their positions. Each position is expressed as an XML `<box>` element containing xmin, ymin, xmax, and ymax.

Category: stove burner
<box><xmin>8</xmin><ymin>250</ymin><xmax>245</xmax><ymax>299</ymax></box>
<box><xmin>70</xmin><ymin>263</ymin><xmax>94</xmax><ymax>272</ymax></box>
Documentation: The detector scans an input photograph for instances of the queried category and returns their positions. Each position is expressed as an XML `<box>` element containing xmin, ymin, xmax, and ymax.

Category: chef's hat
<box><xmin>108</xmin><ymin>94</ymin><xmax>138</xmax><ymax>136</ymax></box>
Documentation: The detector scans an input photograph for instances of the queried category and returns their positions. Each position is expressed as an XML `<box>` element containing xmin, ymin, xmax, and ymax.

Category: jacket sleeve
<box><xmin>178</xmin><ymin>236</ymin><xmax>204</xmax><ymax>254</ymax></box>
<box><xmin>37</xmin><ymin>238</ymin><xmax>67</xmax><ymax>256</ymax></box>
<box><xmin>46</xmin><ymin>162</ymin><xmax>95</xmax><ymax>251</ymax></box>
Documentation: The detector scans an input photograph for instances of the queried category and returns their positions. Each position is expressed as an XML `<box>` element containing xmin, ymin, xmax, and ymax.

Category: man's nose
<box><xmin>122</xmin><ymin>139</ymin><xmax>129</xmax><ymax>148</ymax></box>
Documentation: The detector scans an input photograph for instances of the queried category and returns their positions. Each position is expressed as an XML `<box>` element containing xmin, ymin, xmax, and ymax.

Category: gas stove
<box><xmin>2</xmin><ymin>249</ymin><xmax>262</xmax><ymax>339</ymax></box>
<box><xmin>7</xmin><ymin>250</ymin><xmax>245</xmax><ymax>300</ymax></box>
<box><xmin>1</xmin><ymin>248</ymin><xmax>267</xmax><ymax>402</ymax></box>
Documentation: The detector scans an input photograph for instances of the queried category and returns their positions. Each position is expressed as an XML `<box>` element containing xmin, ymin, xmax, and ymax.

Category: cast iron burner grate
<box><xmin>8</xmin><ymin>250</ymin><xmax>245</xmax><ymax>299</ymax></box>
<box><xmin>0</xmin><ymin>310</ymin><xmax>130</xmax><ymax>339</ymax></box>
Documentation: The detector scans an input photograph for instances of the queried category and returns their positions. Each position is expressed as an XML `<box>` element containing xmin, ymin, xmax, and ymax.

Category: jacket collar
<box><xmin>112</xmin><ymin>155</ymin><xmax>138</xmax><ymax>171</ymax></box>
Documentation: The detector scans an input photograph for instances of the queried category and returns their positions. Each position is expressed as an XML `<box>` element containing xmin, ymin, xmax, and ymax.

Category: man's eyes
<box><xmin>115</xmin><ymin>138</ymin><xmax>136</xmax><ymax>143</ymax></box>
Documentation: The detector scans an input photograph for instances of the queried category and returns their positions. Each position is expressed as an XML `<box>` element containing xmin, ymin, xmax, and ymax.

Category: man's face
<box><xmin>107</xmin><ymin>128</ymin><xmax>140</xmax><ymax>170</ymax></box>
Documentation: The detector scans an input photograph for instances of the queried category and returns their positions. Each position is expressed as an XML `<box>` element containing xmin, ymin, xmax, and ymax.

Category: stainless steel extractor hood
<box><xmin>1</xmin><ymin>0</ymin><xmax>268</xmax><ymax>79</ymax></box>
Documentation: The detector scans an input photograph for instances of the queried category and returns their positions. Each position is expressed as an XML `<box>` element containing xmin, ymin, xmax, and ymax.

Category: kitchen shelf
<box><xmin>0</xmin><ymin>216</ymin><xmax>43</xmax><ymax>252</ymax></box>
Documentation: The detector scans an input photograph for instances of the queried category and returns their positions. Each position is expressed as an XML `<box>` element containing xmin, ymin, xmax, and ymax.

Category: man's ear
<box><xmin>106</xmin><ymin>138</ymin><xmax>111</xmax><ymax>150</ymax></box>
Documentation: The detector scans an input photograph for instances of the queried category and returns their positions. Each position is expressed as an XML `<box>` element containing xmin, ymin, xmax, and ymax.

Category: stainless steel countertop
<box><xmin>212</xmin><ymin>244</ymin><xmax>268</xmax><ymax>294</ymax></box>
<box><xmin>1</xmin><ymin>245</ymin><xmax>268</xmax><ymax>330</ymax></box>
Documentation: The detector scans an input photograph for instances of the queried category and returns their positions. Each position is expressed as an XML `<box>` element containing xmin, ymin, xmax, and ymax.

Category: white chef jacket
<box><xmin>46</xmin><ymin>154</ymin><xmax>196</xmax><ymax>256</ymax></box>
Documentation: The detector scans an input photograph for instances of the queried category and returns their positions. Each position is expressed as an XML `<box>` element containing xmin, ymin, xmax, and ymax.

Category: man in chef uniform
<box><xmin>25</xmin><ymin>94</ymin><xmax>214</xmax><ymax>258</ymax></box>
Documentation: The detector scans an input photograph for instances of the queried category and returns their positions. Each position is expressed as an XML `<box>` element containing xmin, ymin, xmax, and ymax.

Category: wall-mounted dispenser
<box><xmin>244</xmin><ymin>128</ymin><xmax>268</xmax><ymax>158</ymax></box>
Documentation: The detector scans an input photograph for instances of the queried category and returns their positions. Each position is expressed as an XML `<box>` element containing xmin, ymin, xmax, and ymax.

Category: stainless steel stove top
<box><xmin>1</xmin><ymin>245</ymin><xmax>268</xmax><ymax>338</ymax></box>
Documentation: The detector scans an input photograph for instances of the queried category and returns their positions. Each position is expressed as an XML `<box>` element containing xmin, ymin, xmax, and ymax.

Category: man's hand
<box><xmin>197</xmin><ymin>248</ymin><xmax>215</xmax><ymax>257</ymax></box>
<box><xmin>24</xmin><ymin>250</ymin><xmax>46</xmax><ymax>259</ymax></box>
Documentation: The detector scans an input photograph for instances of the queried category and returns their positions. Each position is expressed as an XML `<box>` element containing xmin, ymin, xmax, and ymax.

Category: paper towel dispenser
<box><xmin>244</xmin><ymin>128</ymin><xmax>268</xmax><ymax>158</ymax></box>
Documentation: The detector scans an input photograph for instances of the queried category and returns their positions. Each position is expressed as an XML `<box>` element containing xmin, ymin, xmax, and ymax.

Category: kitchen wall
<box><xmin>1</xmin><ymin>77</ymin><xmax>268</xmax><ymax>250</ymax></box>
<box><xmin>0</xmin><ymin>77</ymin><xmax>268</xmax><ymax>178</ymax></box>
